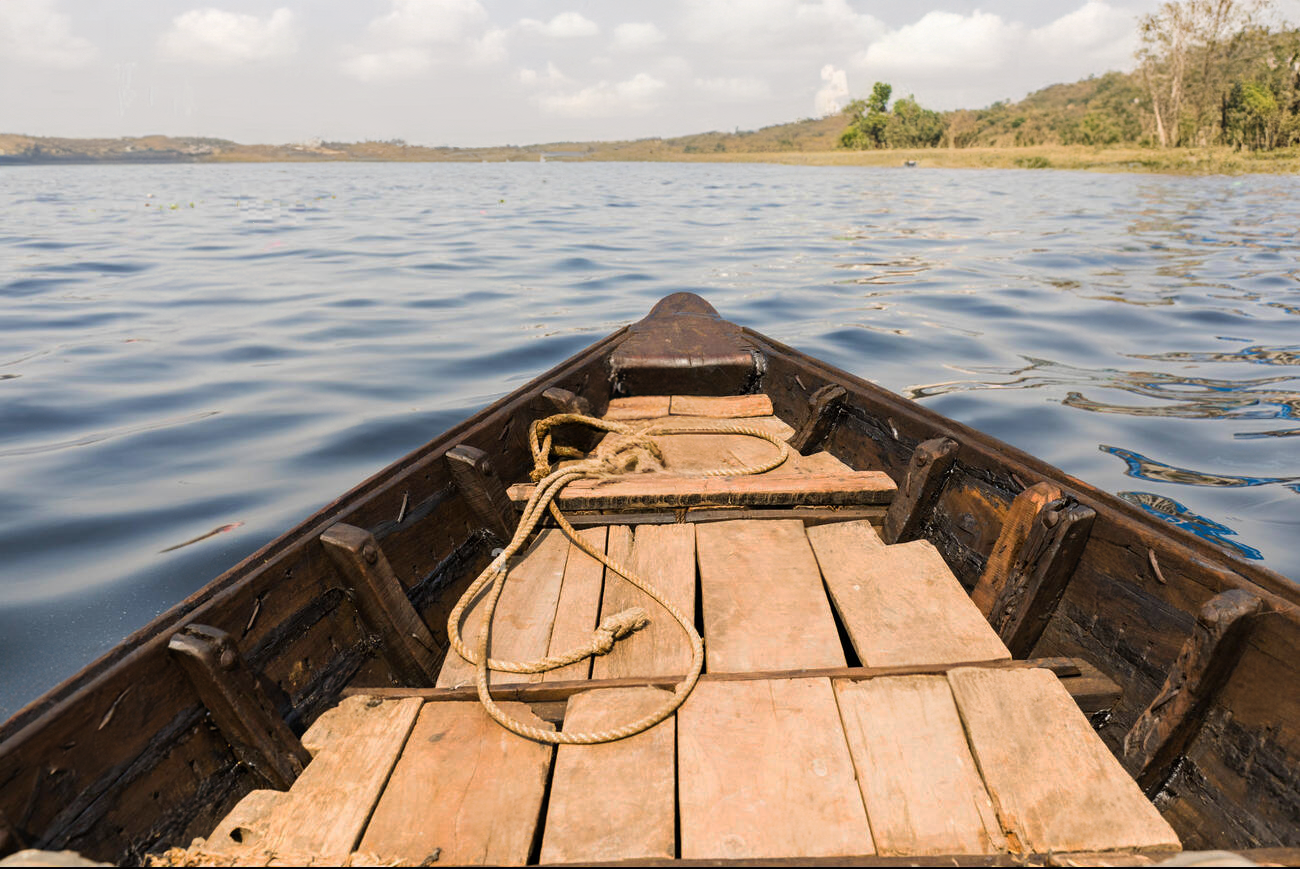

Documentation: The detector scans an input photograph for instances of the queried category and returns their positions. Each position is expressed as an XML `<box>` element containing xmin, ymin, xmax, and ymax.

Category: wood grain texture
<box><xmin>787</xmin><ymin>384</ymin><xmax>847</xmax><ymax>455</ymax></box>
<box><xmin>647</xmin><ymin>416</ymin><xmax>793</xmax><ymax>475</ymax></box>
<box><xmin>605</xmin><ymin>396</ymin><xmax>671</xmax><ymax>420</ymax></box>
<box><xmin>540</xmin><ymin>688</ymin><xmax>676</xmax><ymax>864</ymax></box>
<box><xmin>947</xmin><ymin>667</ymin><xmax>1180</xmax><ymax>854</ymax></box>
<box><xmin>696</xmin><ymin>520</ymin><xmax>845</xmax><ymax>672</ymax></box>
<box><xmin>835</xmin><ymin>676</ymin><xmax>1006</xmax><ymax>856</ymax></box>
<box><xmin>358</xmin><ymin>700</ymin><xmax>554</xmax><ymax>866</ymax></box>
<box><xmin>543</xmin><ymin>526</ymin><xmax>609</xmax><ymax>682</ymax></box>
<box><xmin>591</xmin><ymin>524</ymin><xmax>696</xmax><ymax>679</ymax></box>
<box><xmin>437</xmin><ymin>529</ymin><xmax>570</xmax><ymax>688</ymax></box>
<box><xmin>677</xmin><ymin>678</ymin><xmax>874</xmax><ymax>860</ymax></box>
<box><xmin>881</xmin><ymin>437</ymin><xmax>959</xmax><ymax>544</ymax></box>
<box><xmin>508</xmin><ymin>471</ymin><xmax>896</xmax><ymax>511</ymax></box>
<box><xmin>806</xmin><ymin>529</ymin><xmax>1010</xmax><ymax>667</ymax></box>
<box><xmin>669</xmin><ymin>394</ymin><xmax>774</xmax><ymax>417</ymax></box>
<box><xmin>248</xmin><ymin>695</ymin><xmax>422</xmax><ymax>861</ymax></box>
<box><xmin>971</xmin><ymin>483</ymin><xmax>1061</xmax><ymax>617</ymax></box>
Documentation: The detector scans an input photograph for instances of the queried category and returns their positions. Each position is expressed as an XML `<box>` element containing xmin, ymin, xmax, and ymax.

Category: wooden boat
<box><xmin>1</xmin><ymin>293</ymin><xmax>1297</xmax><ymax>866</ymax></box>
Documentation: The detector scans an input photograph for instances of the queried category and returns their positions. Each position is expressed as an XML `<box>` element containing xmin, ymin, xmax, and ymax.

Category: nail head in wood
<box><xmin>787</xmin><ymin>384</ymin><xmax>847</xmax><ymax>455</ymax></box>
<box><xmin>168</xmin><ymin>624</ymin><xmax>311</xmax><ymax>790</ymax></box>
<box><xmin>881</xmin><ymin>437</ymin><xmax>959</xmax><ymax>544</ymax></box>
<box><xmin>321</xmin><ymin>523</ymin><xmax>443</xmax><ymax>687</ymax></box>
<box><xmin>988</xmin><ymin>497</ymin><xmax>1095</xmax><ymax>657</ymax></box>
<box><xmin>446</xmin><ymin>444</ymin><xmax>516</xmax><ymax>542</ymax></box>
<box><xmin>1123</xmin><ymin>588</ymin><xmax>1264</xmax><ymax>793</ymax></box>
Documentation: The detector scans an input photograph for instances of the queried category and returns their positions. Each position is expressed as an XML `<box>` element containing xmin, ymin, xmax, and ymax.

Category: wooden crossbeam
<box><xmin>446</xmin><ymin>444</ymin><xmax>516</xmax><ymax>541</ymax></box>
<box><xmin>787</xmin><ymin>384</ymin><xmax>847</xmax><ymax>455</ymax></box>
<box><xmin>507</xmin><ymin>471</ymin><xmax>895</xmax><ymax>511</ymax></box>
<box><xmin>881</xmin><ymin>437</ymin><xmax>959</xmax><ymax>544</ymax></box>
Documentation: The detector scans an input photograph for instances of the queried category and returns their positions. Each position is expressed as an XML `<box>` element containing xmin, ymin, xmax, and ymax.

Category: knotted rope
<box><xmin>445</xmin><ymin>410</ymin><xmax>791</xmax><ymax>744</ymax></box>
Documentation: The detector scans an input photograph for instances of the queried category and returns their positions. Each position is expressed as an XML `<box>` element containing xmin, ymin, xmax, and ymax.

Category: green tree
<box><xmin>883</xmin><ymin>96</ymin><xmax>946</xmax><ymax>147</ymax></box>
<box><xmin>840</xmin><ymin>82</ymin><xmax>893</xmax><ymax>148</ymax></box>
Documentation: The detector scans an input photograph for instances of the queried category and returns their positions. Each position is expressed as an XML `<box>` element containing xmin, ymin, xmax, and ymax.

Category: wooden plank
<box><xmin>678</xmin><ymin>678</ymin><xmax>874</xmax><ymax>859</ymax></box>
<box><xmin>320</xmin><ymin>523</ymin><xmax>442</xmax><ymax>686</ymax></box>
<box><xmin>806</xmin><ymin>526</ymin><xmax>1010</xmax><ymax>667</ymax></box>
<box><xmin>696</xmin><ymin>520</ymin><xmax>844</xmax><ymax>672</ymax></box>
<box><xmin>971</xmin><ymin>483</ymin><xmax>1061</xmax><ymax>617</ymax></box>
<box><xmin>591</xmin><ymin>524</ymin><xmax>696</xmax><ymax>679</ymax></box>
<box><xmin>882</xmin><ymin>437</ymin><xmax>959</xmax><ymax>544</ymax></box>
<box><xmin>508</xmin><ymin>471</ymin><xmax>896</xmax><ymax>511</ymax></box>
<box><xmin>834</xmin><ymin>676</ymin><xmax>1005</xmax><ymax>856</ymax></box>
<box><xmin>605</xmin><ymin>396</ymin><xmax>671</xmax><ymax>420</ymax></box>
<box><xmin>646</xmin><ymin>415</ymin><xmax>793</xmax><ymax>475</ymax></box>
<box><xmin>555</xmin><ymin>505</ymin><xmax>885</xmax><ymax>527</ymax></box>
<box><xmin>540</xmin><ymin>688</ymin><xmax>676</xmax><ymax>864</ymax></box>
<box><xmin>437</xmin><ymin>528</ymin><xmax>570</xmax><ymax>688</ymax></box>
<box><xmin>1122</xmin><ymin>589</ymin><xmax>1264</xmax><ymax>792</ymax></box>
<box><xmin>787</xmin><ymin>384</ymin><xmax>847</xmax><ymax>454</ymax></box>
<box><xmin>543</xmin><ymin>527</ymin><xmax>609</xmax><ymax>682</ymax></box>
<box><xmin>243</xmin><ymin>695</ymin><xmax>423</xmax><ymax>862</ymax></box>
<box><xmin>670</xmin><ymin>394</ymin><xmax>774</xmax><ymax>417</ymax></box>
<box><xmin>347</xmin><ymin>658</ymin><xmax>1082</xmax><ymax>702</ymax></box>
<box><xmin>167</xmin><ymin>624</ymin><xmax>311</xmax><ymax>790</ymax></box>
<box><xmin>947</xmin><ymin>667</ymin><xmax>1181</xmax><ymax>854</ymax></box>
<box><xmin>358</xmin><ymin>700</ymin><xmax>554</xmax><ymax>866</ymax></box>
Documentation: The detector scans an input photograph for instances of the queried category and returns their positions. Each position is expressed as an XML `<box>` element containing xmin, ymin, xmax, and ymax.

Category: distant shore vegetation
<box><xmin>2</xmin><ymin>0</ymin><xmax>1297</xmax><ymax>175</ymax></box>
<box><xmin>840</xmin><ymin>0</ymin><xmax>1299</xmax><ymax>153</ymax></box>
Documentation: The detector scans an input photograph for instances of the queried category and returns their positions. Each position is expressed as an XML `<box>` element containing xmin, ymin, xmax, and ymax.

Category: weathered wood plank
<box><xmin>987</xmin><ymin>498</ymin><xmax>1096</xmax><ymax>657</ymax></box>
<box><xmin>644</xmin><ymin>416</ymin><xmax>792</xmax><ymax>476</ymax></box>
<box><xmin>447</xmin><ymin>444</ymin><xmax>517</xmax><ymax>541</ymax></box>
<box><xmin>787</xmin><ymin>384</ymin><xmax>847</xmax><ymax>455</ymax></box>
<box><xmin>834</xmin><ymin>676</ymin><xmax>1005</xmax><ymax>856</ymax></box>
<box><xmin>508</xmin><ymin>471</ymin><xmax>896</xmax><ymax>511</ymax></box>
<box><xmin>320</xmin><ymin>523</ymin><xmax>442</xmax><ymax>686</ymax></box>
<box><xmin>167</xmin><ymin>624</ymin><xmax>311</xmax><ymax>791</ymax></box>
<box><xmin>437</xmin><ymin>529</ymin><xmax>570</xmax><ymax>688</ymax></box>
<box><xmin>669</xmin><ymin>394</ymin><xmax>774</xmax><ymax>417</ymax></box>
<box><xmin>543</xmin><ymin>527</ymin><xmax>609</xmax><ymax>682</ymax></box>
<box><xmin>1123</xmin><ymin>589</ymin><xmax>1264</xmax><ymax>792</ymax></box>
<box><xmin>881</xmin><ymin>437</ymin><xmax>959</xmax><ymax>544</ymax></box>
<box><xmin>948</xmin><ymin>667</ymin><xmax>1180</xmax><ymax>854</ymax></box>
<box><xmin>540</xmin><ymin>688</ymin><xmax>676</xmax><ymax>864</ymax></box>
<box><xmin>807</xmin><ymin>525</ymin><xmax>1010</xmax><ymax>667</ymax></box>
<box><xmin>678</xmin><ymin>678</ymin><xmax>874</xmax><ymax>859</ymax></box>
<box><xmin>358</xmin><ymin>700</ymin><xmax>554</xmax><ymax>866</ymax></box>
<box><xmin>605</xmin><ymin>396</ymin><xmax>671</xmax><ymax>420</ymax></box>
<box><xmin>971</xmin><ymin>482</ymin><xmax>1062</xmax><ymax>617</ymax></box>
<box><xmin>696</xmin><ymin>519</ymin><xmax>844</xmax><ymax>672</ymax></box>
<box><xmin>243</xmin><ymin>696</ymin><xmax>423</xmax><ymax>861</ymax></box>
<box><xmin>554</xmin><ymin>505</ymin><xmax>885</xmax><ymax>527</ymax></box>
<box><xmin>591</xmin><ymin>524</ymin><xmax>696</xmax><ymax>680</ymax></box>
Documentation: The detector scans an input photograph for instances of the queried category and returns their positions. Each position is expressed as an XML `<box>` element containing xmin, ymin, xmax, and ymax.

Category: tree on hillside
<box><xmin>840</xmin><ymin>83</ymin><xmax>944</xmax><ymax>149</ymax></box>
<box><xmin>840</xmin><ymin>82</ymin><xmax>892</xmax><ymax>148</ymax></box>
<box><xmin>1138</xmin><ymin>0</ymin><xmax>1273</xmax><ymax>146</ymax></box>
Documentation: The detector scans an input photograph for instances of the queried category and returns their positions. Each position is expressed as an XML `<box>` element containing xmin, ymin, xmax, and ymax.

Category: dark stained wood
<box><xmin>446</xmin><ymin>444</ymin><xmax>516</xmax><ymax>542</ymax></box>
<box><xmin>787</xmin><ymin>384</ymin><xmax>846</xmax><ymax>455</ymax></box>
<box><xmin>319</xmin><ymin>523</ymin><xmax>442</xmax><ymax>686</ymax></box>
<box><xmin>972</xmin><ymin>482</ymin><xmax>1062</xmax><ymax>616</ymax></box>
<box><xmin>881</xmin><ymin>437</ymin><xmax>959</xmax><ymax>544</ymax></box>
<box><xmin>1123</xmin><ymin>589</ymin><xmax>1265</xmax><ymax>793</ymax></box>
<box><xmin>167</xmin><ymin>625</ymin><xmax>311</xmax><ymax>791</ymax></box>
<box><xmin>554</xmin><ymin>505</ymin><xmax>887</xmax><ymax>527</ymax></box>
<box><xmin>507</xmin><ymin>471</ymin><xmax>896</xmax><ymax>511</ymax></box>
<box><xmin>543</xmin><ymin>386</ymin><xmax>593</xmax><ymax>417</ymax></box>
<box><xmin>987</xmin><ymin>497</ymin><xmax>1096</xmax><ymax>658</ymax></box>
<box><xmin>344</xmin><ymin>656</ymin><xmax>1086</xmax><ymax>703</ymax></box>
<box><xmin>1</xmin><ymin>810</ymin><xmax>24</xmax><ymax>857</ymax></box>
<box><xmin>608</xmin><ymin>292</ymin><xmax>759</xmax><ymax>396</ymax></box>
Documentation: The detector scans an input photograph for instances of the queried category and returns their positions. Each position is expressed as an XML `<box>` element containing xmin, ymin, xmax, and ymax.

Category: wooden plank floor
<box><xmin>190</xmin><ymin>394</ymin><xmax>1180</xmax><ymax>866</ymax></box>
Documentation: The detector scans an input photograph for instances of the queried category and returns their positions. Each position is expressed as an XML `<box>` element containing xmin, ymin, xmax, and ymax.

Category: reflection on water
<box><xmin>1119</xmin><ymin>491</ymin><xmax>1264</xmax><ymax>560</ymax></box>
<box><xmin>2</xmin><ymin>162</ymin><xmax>1298</xmax><ymax>720</ymax></box>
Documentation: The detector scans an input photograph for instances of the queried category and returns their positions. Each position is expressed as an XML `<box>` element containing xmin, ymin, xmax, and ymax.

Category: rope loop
<box><xmin>446</xmin><ymin>407</ymin><xmax>791</xmax><ymax>744</ymax></box>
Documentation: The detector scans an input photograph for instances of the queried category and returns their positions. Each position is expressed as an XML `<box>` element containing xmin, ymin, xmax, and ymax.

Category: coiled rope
<box><xmin>445</xmin><ymin>410</ymin><xmax>791</xmax><ymax>744</ymax></box>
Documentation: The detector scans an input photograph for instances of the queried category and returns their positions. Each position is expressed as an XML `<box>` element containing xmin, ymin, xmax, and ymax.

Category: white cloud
<box><xmin>539</xmin><ymin>72</ymin><xmax>665</xmax><ymax>117</ymax></box>
<box><xmin>814</xmin><ymin>64</ymin><xmax>848</xmax><ymax>115</ymax></box>
<box><xmin>613</xmin><ymin>22</ymin><xmax>666</xmax><ymax>51</ymax></box>
<box><xmin>159</xmin><ymin>8</ymin><xmax>296</xmax><ymax>66</ymax></box>
<box><xmin>519</xmin><ymin>62</ymin><xmax>571</xmax><ymax>88</ymax></box>
<box><xmin>695</xmin><ymin>76</ymin><xmax>770</xmax><ymax>102</ymax></box>
<box><xmin>520</xmin><ymin>12</ymin><xmax>599</xmax><ymax>38</ymax></box>
<box><xmin>366</xmin><ymin>0</ymin><xmax>490</xmax><ymax>46</ymax></box>
<box><xmin>859</xmin><ymin>11</ymin><xmax>1017</xmax><ymax>74</ymax></box>
<box><xmin>0</xmin><ymin>0</ymin><xmax>96</xmax><ymax>68</ymax></box>
<box><xmin>684</xmin><ymin>0</ymin><xmax>884</xmax><ymax>49</ymax></box>
<box><xmin>341</xmin><ymin>47</ymin><xmax>431</xmax><ymax>83</ymax></box>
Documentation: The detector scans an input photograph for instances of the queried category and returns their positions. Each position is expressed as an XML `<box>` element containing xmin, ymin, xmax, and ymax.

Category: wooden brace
<box><xmin>446</xmin><ymin>444</ymin><xmax>517</xmax><ymax>541</ymax></box>
<box><xmin>881</xmin><ymin>437</ymin><xmax>959</xmax><ymax>544</ymax></box>
<box><xmin>787</xmin><ymin>384</ymin><xmax>846</xmax><ymax>455</ymax></box>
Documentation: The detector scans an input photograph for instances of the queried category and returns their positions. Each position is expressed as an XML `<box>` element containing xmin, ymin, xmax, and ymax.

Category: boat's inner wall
<box><xmin>0</xmin><ymin>329</ymin><xmax>625</xmax><ymax>864</ymax></box>
<box><xmin>752</xmin><ymin>331</ymin><xmax>1300</xmax><ymax>849</ymax></box>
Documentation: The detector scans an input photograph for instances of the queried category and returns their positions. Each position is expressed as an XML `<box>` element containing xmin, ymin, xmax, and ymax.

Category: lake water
<box><xmin>2</xmin><ymin>161</ymin><xmax>1298</xmax><ymax>720</ymax></box>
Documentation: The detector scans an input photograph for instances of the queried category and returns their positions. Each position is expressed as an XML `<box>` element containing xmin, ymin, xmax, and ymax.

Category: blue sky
<box><xmin>2</xmin><ymin>0</ymin><xmax>1297</xmax><ymax>146</ymax></box>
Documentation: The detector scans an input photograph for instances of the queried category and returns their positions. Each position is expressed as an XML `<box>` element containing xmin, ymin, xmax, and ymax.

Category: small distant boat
<box><xmin>903</xmin><ymin>159</ymin><xmax>918</xmax><ymax>167</ymax></box>
<box><xmin>1</xmin><ymin>294</ymin><xmax>1297</xmax><ymax>865</ymax></box>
